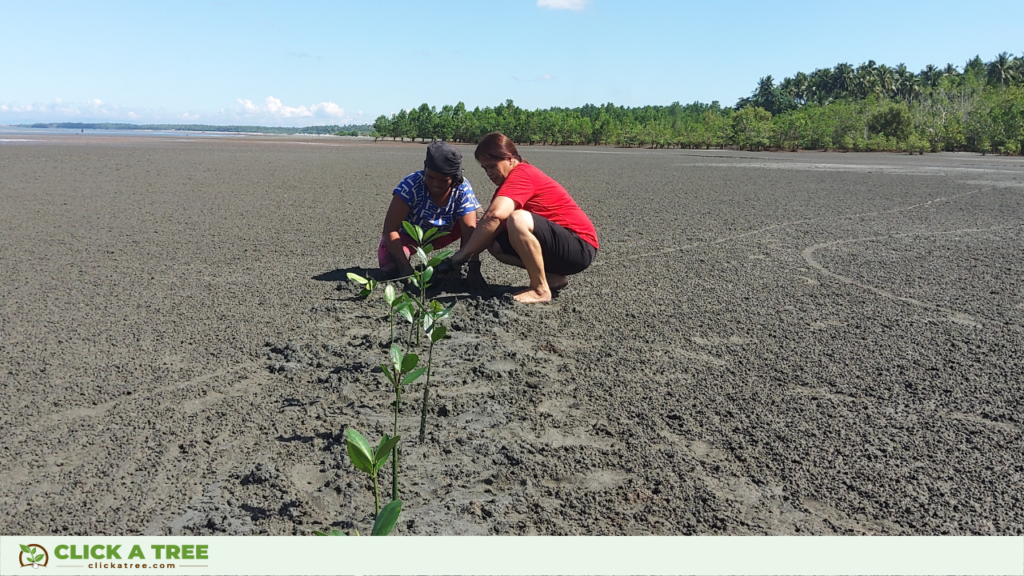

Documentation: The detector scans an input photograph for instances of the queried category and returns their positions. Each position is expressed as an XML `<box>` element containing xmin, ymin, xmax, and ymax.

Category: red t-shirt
<box><xmin>493</xmin><ymin>163</ymin><xmax>599</xmax><ymax>249</ymax></box>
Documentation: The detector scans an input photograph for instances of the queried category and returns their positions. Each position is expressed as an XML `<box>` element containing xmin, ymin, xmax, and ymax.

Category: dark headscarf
<box><xmin>424</xmin><ymin>141</ymin><xmax>464</xmax><ymax>188</ymax></box>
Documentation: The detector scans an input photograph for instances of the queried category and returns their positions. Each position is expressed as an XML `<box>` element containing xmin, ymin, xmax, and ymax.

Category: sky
<box><xmin>2</xmin><ymin>0</ymin><xmax>1023</xmax><ymax>127</ymax></box>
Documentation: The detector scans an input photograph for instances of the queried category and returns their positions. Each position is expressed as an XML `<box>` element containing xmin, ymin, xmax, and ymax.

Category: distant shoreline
<box><xmin>7</xmin><ymin>122</ymin><xmax>373</xmax><ymax>136</ymax></box>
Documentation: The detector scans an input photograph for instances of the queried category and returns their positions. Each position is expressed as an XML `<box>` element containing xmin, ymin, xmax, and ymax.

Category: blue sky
<box><xmin>2</xmin><ymin>0</ymin><xmax>1023</xmax><ymax>126</ymax></box>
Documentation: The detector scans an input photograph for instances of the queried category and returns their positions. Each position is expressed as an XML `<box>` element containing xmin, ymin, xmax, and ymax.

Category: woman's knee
<box><xmin>507</xmin><ymin>210</ymin><xmax>534</xmax><ymax>234</ymax></box>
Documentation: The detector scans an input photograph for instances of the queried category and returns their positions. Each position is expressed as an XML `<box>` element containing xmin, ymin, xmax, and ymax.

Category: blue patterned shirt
<box><xmin>393</xmin><ymin>171</ymin><xmax>481</xmax><ymax>231</ymax></box>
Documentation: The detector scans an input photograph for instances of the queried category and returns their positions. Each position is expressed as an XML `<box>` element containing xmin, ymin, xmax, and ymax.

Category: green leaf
<box><xmin>430</xmin><ymin>325</ymin><xmax>448</xmax><ymax>342</ymax></box>
<box><xmin>358</xmin><ymin>288</ymin><xmax>371</xmax><ymax>298</ymax></box>
<box><xmin>371</xmin><ymin>500</ymin><xmax>403</xmax><ymax>536</ymax></box>
<box><xmin>398</xmin><ymin>304</ymin><xmax>414</xmax><ymax>324</ymax></box>
<box><xmin>402</xmin><ymin>366</ymin><xmax>427</xmax><ymax>385</ymax></box>
<box><xmin>20</xmin><ymin>545</ymin><xmax>33</xmax><ymax>554</ymax></box>
<box><xmin>431</xmin><ymin>230</ymin><xmax>450</xmax><ymax>241</ymax></box>
<box><xmin>379</xmin><ymin>364</ymin><xmax>396</xmax><ymax>385</ymax></box>
<box><xmin>401</xmin><ymin>221</ymin><xmax>419</xmax><ymax>242</ymax></box>
<box><xmin>374</xmin><ymin>435</ymin><xmax>400</xmax><ymax>468</ymax></box>
<box><xmin>427</xmin><ymin>249</ymin><xmax>453</xmax><ymax>268</ymax></box>
<box><xmin>32</xmin><ymin>555</ymin><xmax>43</xmax><ymax>563</ymax></box>
<box><xmin>422</xmin><ymin>314</ymin><xmax>434</xmax><ymax>335</ymax></box>
<box><xmin>422</xmin><ymin>228</ymin><xmax>438</xmax><ymax>243</ymax></box>
<box><xmin>366</xmin><ymin>279</ymin><xmax>378</xmax><ymax>291</ymax></box>
<box><xmin>384</xmin><ymin>284</ymin><xmax>396</xmax><ymax>305</ymax></box>
<box><xmin>414</xmin><ymin>247</ymin><xmax>429</xmax><ymax>268</ymax></box>
<box><xmin>345</xmin><ymin>429</ymin><xmax>374</xmax><ymax>475</ymax></box>
<box><xmin>313</xmin><ymin>529</ymin><xmax>347</xmax><ymax>536</ymax></box>
<box><xmin>390</xmin><ymin>345</ymin><xmax>403</xmax><ymax>371</ymax></box>
<box><xmin>400</xmin><ymin>353</ymin><xmax>419</xmax><ymax>373</ymax></box>
<box><xmin>346</xmin><ymin>272</ymin><xmax>368</xmax><ymax>285</ymax></box>
<box><xmin>421</xmin><ymin>267</ymin><xmax>433</xmax><ymax>284</ymax></box>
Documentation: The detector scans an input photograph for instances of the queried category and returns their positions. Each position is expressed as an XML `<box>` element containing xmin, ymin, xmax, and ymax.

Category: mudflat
<box><xmin>1</xmin><ymin>134</ymin><xmax>1022</xmax><ymax>535</ymax></box>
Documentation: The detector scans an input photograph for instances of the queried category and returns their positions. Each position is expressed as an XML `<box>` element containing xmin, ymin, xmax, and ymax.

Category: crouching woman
<box><xmin>451</xmin><ymin>132</ymin><xmax>598</xmax><ymax>303</ymax></box>
<box><xmin>379</xmin><ymin>142</ymin><xmax>483</xmax><ymax>284</ymax></box>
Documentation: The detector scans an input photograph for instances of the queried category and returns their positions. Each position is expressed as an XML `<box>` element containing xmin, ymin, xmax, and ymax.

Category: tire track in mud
<box><xmin>595</xmin><ymin>188</ymin><xmax>987</xmax><ymax>264</ymax></box>
<box><xmin>1</xmin><ymin>360</ymin><xmax>263</xmax><ymax>434</ymax></box>
<box><xmin>800</xmin><ymin>226</ymin><xmax>1018</xmax><ymax>328</ymax></box>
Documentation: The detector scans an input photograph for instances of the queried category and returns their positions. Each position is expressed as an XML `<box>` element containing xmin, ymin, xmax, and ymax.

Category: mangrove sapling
<box><xmin>419</xmin><ymin>300</ymin><xmax>454</xmax><ymax>443</ymax></box>
<box><xmin>344</xmin><ymin>429</ymin><xmax>400</xmax><ymax>516</ymax></box>
<box><xmin>313</xmin><ymin>500</ymin><xmax>402</xmax><ymax>537</ymax></box>
<box><xmin>401</xmin><ymin>222</ymin><xmax>453</xmax><ymax>346</ymax></box>
<box><xmin>312</xmin><ymin>430</ymin><xmax>402</xmax><ymax>537</ymax></box>
<box><xmin>384</xmin><ymin>284</ymin><xmax>414</xmax><ymax>348</ymax></box>
<box><xmin>346</xmin><ymin>273</ymin><xmax>378</xmax><ymax>298</ymax></box>
<box><xmin>379</xmin><ymin>344</ymin><xmax>426</xmax><ymax>500</ymax></box>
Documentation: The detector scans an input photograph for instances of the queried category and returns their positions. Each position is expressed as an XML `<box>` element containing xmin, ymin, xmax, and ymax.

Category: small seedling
<box><xmin>419</xmin><ymin>300</ymin><xmax>454</xmax><ymax>442</ymax></box>
<box><xmin>314</xmin><ymin>499</ymin><xmax>402</xmax><ymax>537</ymax></box>
<box><xmin>402</xmin><ymin>222</ymin><xmax>453</xmax><ymax>345</ymax></box>
<box><xmin>379</xmin><ymin>345</ymin><xmax>426</xmax><ymax>500</ymax></box>
<box><xmin>344</xmin><ymin>429</ymin><xmax>400</xmax><ymax>516</ymax></box>
<box><xmin>346</xmin><ymin>273</ymin><xmax>378</xmax><ymax>298</ymax></box>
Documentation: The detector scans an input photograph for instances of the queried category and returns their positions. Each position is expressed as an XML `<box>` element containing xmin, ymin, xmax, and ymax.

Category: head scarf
<box><xmin>424</xmin><ymin>141</ymin><xmax>464</xmax><ymax>187</ymax></box>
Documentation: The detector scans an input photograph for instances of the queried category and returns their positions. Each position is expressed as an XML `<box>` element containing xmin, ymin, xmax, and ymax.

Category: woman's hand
<box><xmin>466</xmin><ymin>261</ymin><xmax>488</xmax><ymax>292</ymax></box>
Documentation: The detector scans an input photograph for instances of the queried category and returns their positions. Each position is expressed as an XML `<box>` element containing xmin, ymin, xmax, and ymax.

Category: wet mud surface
<box><xmin>1</xmin><ymin>135</ymin><xmax>1022</xmax><ymax>535</ymax></box>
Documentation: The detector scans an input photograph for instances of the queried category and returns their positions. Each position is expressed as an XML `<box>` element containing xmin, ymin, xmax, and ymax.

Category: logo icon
<box><xmin>19</xmin><ymin>544</ymin><xmax>48</xmax><ymax>568</ymax></box>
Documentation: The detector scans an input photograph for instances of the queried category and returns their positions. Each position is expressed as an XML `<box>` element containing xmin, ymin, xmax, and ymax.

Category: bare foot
<box><xmin>546</xmin><ymin>273</ymin><xmax>569</xmax><ymax>291</ymax></box>
<box><xmin>513</xmin><ymin>286</ymin><xmax>553</xmax><ymax>303</ymax></box>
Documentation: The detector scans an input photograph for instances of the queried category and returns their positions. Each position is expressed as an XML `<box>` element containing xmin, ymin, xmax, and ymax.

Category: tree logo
<box><xmin>19</xmin><ymin>544</ymin><xmax>48</xmax><ymax>568</ymax></box>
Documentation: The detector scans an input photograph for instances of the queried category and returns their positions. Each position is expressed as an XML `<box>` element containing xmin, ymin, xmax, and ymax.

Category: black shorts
<box><xmin>494</xmin><ymin>213</ymin><xmax>597</xmax><ymax>276</ymax></box>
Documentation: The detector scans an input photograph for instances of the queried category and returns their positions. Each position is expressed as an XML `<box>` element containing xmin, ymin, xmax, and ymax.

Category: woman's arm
<box><xmin>457</xmin><ymin>210</ymin><xmax>479</xmax><ymax>260</ymax></box>
<box><xmin>452</xmin><ymin>196</ymin><xmax>516</xmax><ymax>263</ymax></box>
<box><xmin>382</xmin><ymin>195</ymin><xmax>414</xmax><ymax>276</ymax></box>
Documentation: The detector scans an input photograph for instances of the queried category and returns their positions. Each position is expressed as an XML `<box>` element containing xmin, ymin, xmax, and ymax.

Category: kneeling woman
<box><xmin>379</xmin><ymin>142</ymin><xmax>483</xmax><ymax>280</ymax></box>
<box><xmin>451</xmin><ymin>132</ymin><xmax>598</xmax><ymax>303</ymax></box>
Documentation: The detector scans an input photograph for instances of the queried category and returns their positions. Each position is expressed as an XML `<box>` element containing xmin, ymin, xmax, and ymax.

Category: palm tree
<box><xmin>877</xmin><ymin>65</ymin><xmax>897</xmax><ymax>98</ymax></box>
<box><xmin>988</xmin><ymin>52</ymin><xmax>1015</xmax><ymax>86</ymax></box>
<box><xmin>756</xmin><ymin>76</ymin><xmax>775</xmax><ymax>102</ymax></box>
<box><xmin>833</xmin><ymin>63</ymin><xmax>855</xmax><ymax>97</ymax></box>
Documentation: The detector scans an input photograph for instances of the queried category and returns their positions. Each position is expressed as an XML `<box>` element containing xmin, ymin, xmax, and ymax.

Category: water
<box><xmin>0</xmin><ymin>126</ymin><xmax>247</xmax><ymax>138</ymax></box>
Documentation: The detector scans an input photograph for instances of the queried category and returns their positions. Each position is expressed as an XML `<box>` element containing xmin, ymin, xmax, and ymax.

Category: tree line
<box><xmin>24</xmin><ymin>122</ymin><xmax>373</xmax><ymax>135</ymax></box>
<box><xmin>373</xmin><ymin>53</ymin><xmax>1024</xmax><ymax>155</ymax></box>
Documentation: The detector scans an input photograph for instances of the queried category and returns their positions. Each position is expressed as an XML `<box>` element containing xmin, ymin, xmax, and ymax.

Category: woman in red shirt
<box><xmin>451</xmin><ymin>132</ymin><xmax>598</xmax><ymax>303</ymax></box>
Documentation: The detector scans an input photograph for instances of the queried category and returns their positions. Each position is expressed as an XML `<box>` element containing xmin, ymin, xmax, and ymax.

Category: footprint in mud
<box><xmin>541</xmin><ymin>469</ymin><xmax>629</xmax><ymax>492</ymax></box>
<box><xmin>690</xmin><ymin>335</ymin><xmax>756</xmax><ymax>346</ymax></box>
<box><xmin>809</xmin><ymin>319</ymin><xmax>845</xmax><ymax>330</ymax></box>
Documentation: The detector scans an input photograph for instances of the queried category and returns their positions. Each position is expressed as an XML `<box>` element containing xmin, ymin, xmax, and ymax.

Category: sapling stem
<box><xmin>418</xmin><ymin>336</ymin><xmax>435</xmax><ymax>443</ymax></box>
<box><xmin>392</xmin><ymin>376</ymin><xmax>400</xmax><ymax>501</ymax></box>
<box><xmin>373</xmin><ymin>474</ymin><xmax>379</xmax><ymax>516</ymax></box>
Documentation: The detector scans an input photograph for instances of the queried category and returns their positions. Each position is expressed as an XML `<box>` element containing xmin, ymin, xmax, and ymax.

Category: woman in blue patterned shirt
<box><xmin>379</xmin><ymin>142</ymin><xmax>483</xmax><ymax>281</ymax></box>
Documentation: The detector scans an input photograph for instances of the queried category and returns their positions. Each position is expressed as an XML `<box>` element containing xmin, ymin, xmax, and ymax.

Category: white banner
<box><xmin>1</xmin><ymin>536</ymin><xmax>1022</xmax><ymax>576</ymax></box>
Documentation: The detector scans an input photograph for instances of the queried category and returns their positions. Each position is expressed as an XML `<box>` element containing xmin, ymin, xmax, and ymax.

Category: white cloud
<box><xmin>0</xmin><ymin>97</ymin><xmax>152</xmax><ymax>122</ymax></box>
<box><xmin>232</xmin><ymin>96</ymin><xmax>352</xmax><ymax>124</ymax></box>
<box><xmin>178</xmin><ymin>112</ymin><xmax>200</xmax><ymax>121</ymax></box>
<box><xmin>540</xmin><ymin>74</ymin><xmax>555</xmax><ymax>81</ymax></box>
<box><xmin>537</xmin><ymin>0</ymin><xmax>590</xmax><ymax>11</ymax></box>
